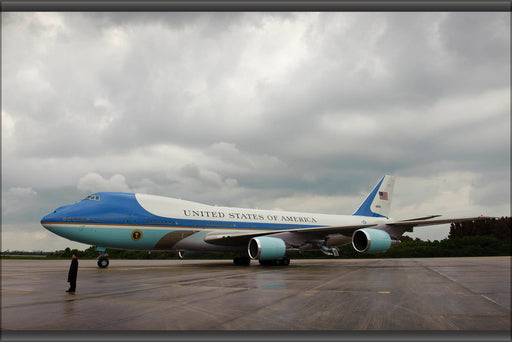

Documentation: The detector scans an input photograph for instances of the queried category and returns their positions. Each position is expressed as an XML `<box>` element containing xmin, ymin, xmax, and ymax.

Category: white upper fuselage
<box><xmin>136</xmin><ymin>193</ymin><xmax>387</xmax><ymax>229</ymax></box>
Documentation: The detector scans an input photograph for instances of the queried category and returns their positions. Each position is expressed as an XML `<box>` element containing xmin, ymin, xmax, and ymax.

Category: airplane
<box><xmin>40</xmin><ymin>175</ymin><xmax>487</xmax><ymax>268</ymax></box>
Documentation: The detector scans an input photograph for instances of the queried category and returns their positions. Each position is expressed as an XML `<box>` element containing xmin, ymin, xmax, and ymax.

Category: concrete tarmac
<box><xmin>1</xmin><ymin>256</ymin><xmax>510</xmax><ymax>333</ymax></box>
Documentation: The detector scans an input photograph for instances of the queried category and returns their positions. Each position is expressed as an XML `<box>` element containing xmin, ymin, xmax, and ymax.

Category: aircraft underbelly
<box><xmin>173</xmin><ymin>230</ymin><xmax>245</xmax><ymax>253</ymax></box>
<box><xmin>153</xmin><ymin>230</ymin><xmax>196</xmax><ymax>250</ymax></box>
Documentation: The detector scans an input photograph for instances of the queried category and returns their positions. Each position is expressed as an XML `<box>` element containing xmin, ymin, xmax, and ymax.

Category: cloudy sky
<box><xmin>2</xmin><ymin>12</ymin><xmax>510</xmax><ymax>252</ymax></box>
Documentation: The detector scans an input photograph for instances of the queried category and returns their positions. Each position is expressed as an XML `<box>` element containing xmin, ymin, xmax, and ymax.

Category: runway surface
<box><xmin>1</xmin><ymin>256</ymin><xmax>510</xmax><ymax>334</ymax></box>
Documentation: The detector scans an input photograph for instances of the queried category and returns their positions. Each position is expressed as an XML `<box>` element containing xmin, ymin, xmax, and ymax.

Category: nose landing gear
<box><xmin>96</xmin><ymin>246</ymin><xmax>109</xmax><ymax>268</ymax></box>
<box><xmin>97</xmin><ymin>255</ymin><xmax>109</xmax><ymax>268</ymax></box>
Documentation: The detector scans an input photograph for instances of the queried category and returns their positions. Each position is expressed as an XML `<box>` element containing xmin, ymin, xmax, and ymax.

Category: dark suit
<box><xmin>67</xmin><ymin>258</ymin><xmax>78</xmax><ymax>292</ymax></box>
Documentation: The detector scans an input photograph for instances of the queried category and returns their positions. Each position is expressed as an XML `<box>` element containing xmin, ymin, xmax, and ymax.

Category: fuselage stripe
<box><xmin>41</xmin><ymin>221</ymin><xmax>324</xmax><ymax>231</ymax></box>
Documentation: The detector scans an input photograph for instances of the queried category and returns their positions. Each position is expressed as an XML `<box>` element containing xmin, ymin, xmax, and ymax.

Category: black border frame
<box><xmin>2</xmin><ymin>330</ymin><xmax>511</xmax><ymax>341</ymax></box>
<box><xmin>1</xmin><ymin>1</ymin><xmax>511</xmax><ymax>341</ymax></box>
<box><xmin>1</xmin><ymin>0</ymin><xmax>511</xmax><ymax>11</ymax></box>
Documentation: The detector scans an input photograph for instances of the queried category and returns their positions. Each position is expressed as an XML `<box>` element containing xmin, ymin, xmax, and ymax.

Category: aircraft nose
<box><xmin>41</xmin><ymin>203</ymin><xmax>74</xmax><ymax>225</ymax></box>
<box><xmin>40</xmin><ymin>211</ymin><xmax>56</xmax><ymax>227</ymax></box>
<box><xmin>41</xmin><ymin>205</ymin><xmax>67</xmax><ymax>224</ymax></box>
<box><xmin>40</xmin><ymin>211</ymin><xmax>66</xmax><ymax>238</ymax></box>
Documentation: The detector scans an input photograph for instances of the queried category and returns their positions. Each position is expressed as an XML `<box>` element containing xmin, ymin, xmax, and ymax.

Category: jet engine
<box><xmin>248</xmin><ymin>236</ymin><xmax>286</xmax><ymax>260</ymax></box>
<box><xmin>352</xmin><ymin>228</ymin><xmax>400</xmax><ymax>253</ymax></box>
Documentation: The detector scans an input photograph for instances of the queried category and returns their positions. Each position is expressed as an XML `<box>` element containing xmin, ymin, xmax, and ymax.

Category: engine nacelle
<box><xmin>352</xmin><ymin>228</ymin><xmax>400</xmax><ymax>253</ymax></box>
<box><xmin>248</xmin><ymin>236</ymin><xmax>286</xmax><ymax>260</ymax></box>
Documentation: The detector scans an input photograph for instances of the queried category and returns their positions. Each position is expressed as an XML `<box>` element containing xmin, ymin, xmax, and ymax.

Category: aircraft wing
<box><xmin>203</xmin><ymin>223</ymin><xmax>378</xmax><ymax>246</ymax></box>
<box><xmin>284</xmin><ymin>223</ymin><xmax>378</xmax><ymax>237</ymax></box>
<box><xmin>203</xmin><ymin>216</ymin><xmax>492</xmax><ymax>246</ymax></box>
<box><xmin>387</xmin><ymin>215</ymin><xmax>491</xmax><ymax>228</ymax></box>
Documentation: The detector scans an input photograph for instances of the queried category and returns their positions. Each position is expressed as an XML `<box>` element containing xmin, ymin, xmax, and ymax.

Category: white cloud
<box><xmin>238</xmin><ymin>13</ymin><xmax>314</xmax><ymax>86</ymax></box>
<box><xmin>268</xmin><ymin>194</ymin><xmax>359</xmax><ymax>215</ymax></box>
<box><xmin>1</xmin><ymin>222</ymin><xmax>89</xmax><ymax>252</ymax></box>
<box><xmin>6</xmin><ymin>187</ymin><xmax>37</xmax><ymax>198</ymax></box>
<box><xmin>77</xmin><ymin>173</ymin><xmax>131</xmax><ymax>193</ymax></box>
<box><xmin>206</xmin><ymin>142</ymin><xmax>254</xmax><ymax>169</ymax></box>
<box><xmin>2</xmin><ymin>187</ymin><xmax>38</xmax><ymax>217</ymax></box>
<box><xmin>393</xmin><ymin>172</ymin><xmax>481</xmax><ymax>217</ymax></box>
<box><xmin>178</xmin><ymin>164</ymin><xmax>224</xmax><ymax>188</ymax></box>
<box><xmin>1</xmin><ymin>110</ymin><xmax>15</xmax><ymax>140</ymax></box>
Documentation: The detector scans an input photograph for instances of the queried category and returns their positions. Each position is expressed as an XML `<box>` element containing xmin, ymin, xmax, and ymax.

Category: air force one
<box><xmin>40</xmin><ymin>175</ymin><xmax>486</xmax><ymax>268</ymax></box>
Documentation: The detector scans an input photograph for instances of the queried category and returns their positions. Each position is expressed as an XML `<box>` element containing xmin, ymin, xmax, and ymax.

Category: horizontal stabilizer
<box><xmin>397</xmin><ymin>215</ymin><xmax>442</xmax><ymax>222</ymax></box>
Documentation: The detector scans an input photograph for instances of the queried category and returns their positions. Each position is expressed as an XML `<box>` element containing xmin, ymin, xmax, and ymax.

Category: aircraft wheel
<box><xmin>259</xmin><ymin>259</ymin><xmax>276</xmax><ymax>266</ymax></box>
<box><xmin>259</xmin><ymin>258</ymin><xmax>290</xmax><ymax>266</ymax></box>
<box><xmin>97</xmin><ymin>257</ymin><xmax>109</xmax><ymax>268</ymax></box>
<box><xmin>233</xmin><ymin>257</ymin><xmax>251</xmax><ymax>266</ymax></box>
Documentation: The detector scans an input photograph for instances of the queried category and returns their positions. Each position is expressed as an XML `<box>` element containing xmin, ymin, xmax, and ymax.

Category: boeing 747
<box><xmin>40</xmin><ymin>175</ymin><xmax>486</xmax><ymax>267</ymax></box>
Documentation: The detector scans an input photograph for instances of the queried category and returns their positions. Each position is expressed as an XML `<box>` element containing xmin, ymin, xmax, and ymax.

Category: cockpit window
<box><xmin>84</xmin><ymin>195</ymin><xmax>101</xmax><ymax>201</ymax></box>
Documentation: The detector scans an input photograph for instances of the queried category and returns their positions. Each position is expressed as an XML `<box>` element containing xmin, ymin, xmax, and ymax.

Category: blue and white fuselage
<box><xmin>40</xmin><ymin>175</ymin><xmax>486</xmax><ymax>267</ymax></box>
<box><xmin>41</xmin><ymin>192</ymin><xmax>387</xmax><ymax>251</ymax></box>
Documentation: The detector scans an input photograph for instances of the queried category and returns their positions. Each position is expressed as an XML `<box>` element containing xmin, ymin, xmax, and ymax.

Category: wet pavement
<box><xmin>1</xmin><ymin>257</ymin><xmax>510</xmax><ymax>333</ymax></box>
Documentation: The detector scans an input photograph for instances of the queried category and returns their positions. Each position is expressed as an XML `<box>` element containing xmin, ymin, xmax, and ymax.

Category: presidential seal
<box><xmin>131</xmin><ymin>229</ymin><xmax>143</xmax><ymax>241</ymax></box>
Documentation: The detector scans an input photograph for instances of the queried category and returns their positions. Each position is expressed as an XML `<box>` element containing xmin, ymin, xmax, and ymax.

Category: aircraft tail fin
<box><xmin>353</xmin><ymin>175</ymin><xmax>395</xmax><ymax>218</ymax></box>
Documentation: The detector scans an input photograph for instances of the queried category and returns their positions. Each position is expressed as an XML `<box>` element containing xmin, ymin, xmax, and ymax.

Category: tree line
<box><xmin>40</xmin><ymin>216</ymin><xmax>511</xmax><ymax>260</ymax></box>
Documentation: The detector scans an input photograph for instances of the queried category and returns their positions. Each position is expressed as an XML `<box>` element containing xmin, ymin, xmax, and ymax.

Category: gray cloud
<box><xmin>2</xmin><ymin>12</ymin><xmax>509</xmax><ymax>251</ymax></box>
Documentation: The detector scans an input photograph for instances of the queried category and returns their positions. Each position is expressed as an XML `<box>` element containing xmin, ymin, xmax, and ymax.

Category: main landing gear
<box><xmin>96</xmin><ymin>247</ymin><xmax>109</xmax><ymax>268</ymax></box>
<box><xmin>259</xmin><ymin>257</ymin><xmax>290</xmax><ymax>266</ymax></box>
<box><xmin>233</xmin><ymin>256</ymin><xmax>291</xmax><ymax>266</ymax></box>
<box><xmin>233</xmin><ymin>256</ymin><xmax>251</xmax><ymax>266</ymax></box>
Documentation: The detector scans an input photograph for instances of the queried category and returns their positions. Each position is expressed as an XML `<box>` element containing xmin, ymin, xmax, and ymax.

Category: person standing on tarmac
<box><xmin>66</xmin><ymin>254</ymin><xmax>78</xmax><ymax>293</ymax></box>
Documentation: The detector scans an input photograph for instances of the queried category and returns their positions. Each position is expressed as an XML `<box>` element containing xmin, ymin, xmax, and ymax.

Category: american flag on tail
<box><xmin>379</xmin><ymin>191</ymin><xmax>388</xmax><ymax>200</ymax></box>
